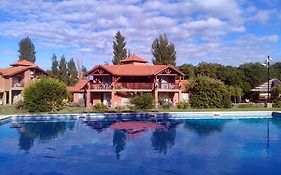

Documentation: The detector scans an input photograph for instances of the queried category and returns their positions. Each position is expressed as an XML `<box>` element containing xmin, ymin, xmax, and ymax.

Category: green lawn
<box><xmin>0</xmin><ymin>104</ymin><xmax>280</xmax><ymax>116</ymax></box>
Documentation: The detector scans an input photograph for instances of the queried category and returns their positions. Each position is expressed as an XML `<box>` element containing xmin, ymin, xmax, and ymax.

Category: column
<box><xmin>86</xmin><ymin>90</ymin><xmax>91</xmax><ymax>109</ymax></box>
<box><xmin>9</xmin><ymin>90</ymin><xmax>12</xmax><ymax>105</ymax></box>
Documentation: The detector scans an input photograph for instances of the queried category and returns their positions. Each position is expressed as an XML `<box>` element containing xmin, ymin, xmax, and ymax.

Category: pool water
<box><xmin>0</xmin><ymin>117</ymin><xmax>281</xmax><ymax>175</ymax></box>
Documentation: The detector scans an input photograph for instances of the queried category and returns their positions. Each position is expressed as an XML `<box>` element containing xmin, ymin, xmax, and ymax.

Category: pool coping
<box><xmin>1</xmin><ymin>111</ymin><xmax>280</xmax><ymax>121</ymax></box>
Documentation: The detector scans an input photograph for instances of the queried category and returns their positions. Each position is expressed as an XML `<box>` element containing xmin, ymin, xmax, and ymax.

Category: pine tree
<box><xmin>112</xmin><ymin>31</ymin><xmax>127</xmax><ymax>65</ymax></box>
<box><xmin>152</xmin><ymin>34</ymin><xmax>176</xmax><ymax>66</ymax></box>
<box><xmin>67</xmin><ymin>58</ymin><xmax>78</xmax><ymax>86</ymax></box>
<box><xmin>51</xmin><ymin>54</ymin><xmax>59</xmax><ymax>77</ymax></box>
<box><xmin>58</xmin><ymin>55</ymin><xmax>67</xmax><ymax>84</ymax></box>
<box><xmin>18</xmin><ymin>36</ymin><xmax>36</xmax><ymax>63</ymax></box>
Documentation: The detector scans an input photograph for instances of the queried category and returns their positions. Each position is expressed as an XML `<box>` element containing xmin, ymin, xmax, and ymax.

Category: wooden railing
<box><xmin>90</xmin><ymin>83</ymin><xmax>112</xmax><ymax>90</ymax></box>
<box><xmin>12</xmin><ymin>82</ymin><xmax>24</xmax><ymax>88</ymax></box>
<box><xmin>115</xmin><ymin>82</ymin><xmax>153</xmax><ymax>90</ymax></box>
<box><xmin>158</xmin><ymin>83</ymin><xmax>180</xmax><ymax>90</ymax></box>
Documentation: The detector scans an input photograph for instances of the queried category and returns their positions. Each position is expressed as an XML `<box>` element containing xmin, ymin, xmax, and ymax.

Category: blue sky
<box><xmin>0</xmin><ymin>0</ymin><xmax>281</xmax><ymax>70</ymax></box>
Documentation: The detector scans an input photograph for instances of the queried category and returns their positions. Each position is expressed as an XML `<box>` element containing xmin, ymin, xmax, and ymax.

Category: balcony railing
<box><xmin>12</xmin><ymin>82</ymin><xmax>24</xmax><ymax>88</ymax></box>
<box><xmin>90</xmin><ymin>83</ymin><xmax>112</xmax><ymax>90</ymax></box>
<box><xmin>115</xmin><ymin>82</ymin><xmax>153</xmax><ymax>90</ymax></box>
<box><xmin>158</xmin><ymin>83</ymin><xmax>179</xmax><ymax>90</ymax></box>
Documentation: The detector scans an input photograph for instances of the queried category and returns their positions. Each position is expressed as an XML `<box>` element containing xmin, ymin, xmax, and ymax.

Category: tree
<box><xmin>67</xmin><ymin>58</ymin><xmax>78</xmax><ymax>86</ymax></box>
<box><xmin>23</xmin><ymin>77</ymin><xmax>67</xmax><ymax>112</ymax></box>
<box><xmin>51</xmin><ymin>54</ymin><xmax>59</xmax><ymax>77</ymax></box>
<box><xmin>189</xmin><ymin>76</ymin><xmax>231</xmax><ymax>108</ymax></box>
<box><xmin>195</xmin><ymin>62</ymin><xmax>222</xmax><ymax>79</ymax></box>
<box><xmin>112</xmin><ymin>31</ymin><xmax>127</xmax><ymax>65</ymax></box>
<box><xmin>58</xmin><ymin>55</ymin><xmax>68</xmax><ymax>84</ymax></box>
<box><xmin>130</xmin><ymin>93</ymin><xmax>154</xmax><ymax>109</ymax></box>
<box><xmin>177</xmin><ymin>64</ymin><xmax>195</xmax><ymax>79</ymax></box>
<box><xmin>152</xmin><ymin>34</ymin><xmax>176</xmax><ymax>66</ymax></box>
<box><xmin>81</xmin><ymin>65</ymin><xmax>88</xmax><ymax>77</ymax></box>
<box><xmin>18</xmin><ymin>36</ymin><xmax>36</xmax><ymax>63</ymax></box>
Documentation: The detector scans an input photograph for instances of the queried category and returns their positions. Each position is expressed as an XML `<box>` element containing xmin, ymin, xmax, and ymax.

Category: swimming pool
<box><xmin>0</xmin><ymin>116</ymin><xmax>281</xmax><ymax>175</ymax></box>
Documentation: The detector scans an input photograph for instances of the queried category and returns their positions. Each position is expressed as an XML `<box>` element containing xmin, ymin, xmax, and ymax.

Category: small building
<box><xmin>250</xmin><ymin>78</ymin><xmax>281</xmax><ymax>101</ymax></box>
<box><xmin>0</xmin><ymin>60</ymin><xmax>47</xmax><ymax>105</ymax></box>
<box><xmin>68</xmin><ymin>55</ymin><xmax>188</xmax><ymax>108</ymax></box>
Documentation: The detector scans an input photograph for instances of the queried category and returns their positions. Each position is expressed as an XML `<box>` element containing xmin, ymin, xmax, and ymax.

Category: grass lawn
<box><xmin>0</xmin><ymin>104</ymin><xmax>280</xmax><ymax>116</ymax></box>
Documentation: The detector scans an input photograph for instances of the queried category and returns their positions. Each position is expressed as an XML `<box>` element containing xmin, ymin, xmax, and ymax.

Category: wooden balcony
<box><xmin>90</xmin><ymin>83</ymin><xmax>112</xmax><ymax>90</ymax></box>
<box><xmin>158</xmin><ymin>83</ymin><xmax>180</xmax><ymax>90</ymax></box>
<box><xmin>115</xmin><ymin>82</ymin><xmax>153</xmax><ymax>90</ymax></box>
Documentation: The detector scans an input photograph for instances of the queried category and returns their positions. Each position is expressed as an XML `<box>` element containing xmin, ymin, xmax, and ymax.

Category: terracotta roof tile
<box><xmin>67</xmin><ymin>79</ymin><xmax>88</xmax><ymax>92</ymax></box>
<box><xmin>0</xmin><ymin>66</ymin><xmax>31</xmax><ymax>76</ymax></box>
<box><xmin>120</xmin><ymin>55</ymin><xmax>148</xmax><ymax>63</ymax></box>
<box><xmin>10</xmin><ymin>60</ymin><xmax>37</xmax><ymax>67</ymax></box>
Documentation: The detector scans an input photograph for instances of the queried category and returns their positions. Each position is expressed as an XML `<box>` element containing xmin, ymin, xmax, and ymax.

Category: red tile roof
<box><xmin>120</xmin><ymin>55</ymin><xmax>148</xmax><ymax>64</ymax></box>
<box><xmin>67</xmin><ymin>79</ymin><xmax>88</xmax><ymax>92</ymax></box>
<box><xmin>10</xmin><ymin>60</ymin><xmax>37</xmax><ymax>67</ymax></box>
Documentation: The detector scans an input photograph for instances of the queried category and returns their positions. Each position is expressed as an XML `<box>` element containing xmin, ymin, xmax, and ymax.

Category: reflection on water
<box><xmin>113</xmin><ymin>129</ymin><xmax>126</xmax><ymax>159</ymax></box>
<box><xmin>15</xmin><ymin>122</ymin><xmax>75</xmax><ymax>152</ymax></box>
<box><xmin>184</xmin><ymin>119</ymin><xmax>228</xmax><ymax>136</ymax></box>
<box><xmin>151</xmin><ymin>128</ymin><xmax>176</xmax><ymax>154</ymax></box>
<box><xmin>3</xmin><ymin>118</ymin><xmax>281</xmax><ymax>175</ymax></box>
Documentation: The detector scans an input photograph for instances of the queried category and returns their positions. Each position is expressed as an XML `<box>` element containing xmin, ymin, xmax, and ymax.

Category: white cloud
<box><xmin>0</xmin><ymin>0</ymin><xmax>279</xmax><ymax>67</ymax></box>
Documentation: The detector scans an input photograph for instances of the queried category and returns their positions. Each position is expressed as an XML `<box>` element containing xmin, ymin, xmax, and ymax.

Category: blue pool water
<box><xmin>0</xmin><ymin>117</ymin><xmax>281</xmax><ymax>175</ymax></box>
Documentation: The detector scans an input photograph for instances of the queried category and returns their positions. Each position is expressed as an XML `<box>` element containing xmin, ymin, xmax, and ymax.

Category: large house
<box><xmin>250</xmin><ymin>78</ymin><xmax>281</xmax><ymax>101</ymax></box>
<box><xmin>0</xmin><ymin>60</ymin><xmax>47</xmax><ymax>105</ymax></box>
<box><xmin>68</xmin><ymin>55</ymin><xmax>188</xmax><ymax>108</ymax></box>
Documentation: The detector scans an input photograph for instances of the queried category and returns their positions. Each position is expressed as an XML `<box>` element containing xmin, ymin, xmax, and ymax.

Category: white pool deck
<box><xmin>1</xmin><ymin>111</ymin><xmax>281</xmax><ymax>121</ymax></box>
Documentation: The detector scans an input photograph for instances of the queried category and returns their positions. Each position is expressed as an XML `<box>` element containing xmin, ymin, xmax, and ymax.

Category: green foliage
<box><xmin>271</xmin><ymin>85</ymin><xmax>281</xmax><ymax>101</ymax></box>
<box><xmin>93</xmin><ymin>103</ymin><xmax>108</xmax><ymax>112</ymax></box>
<box><xmin>23</xmin><ymin>77</ymin><xmax>67</xmax><ymax>112</ymax></box>
<box><xmin>15</xmin><ymin>100</ymin><xmax>25</xmax><ymax>111</ymax></box>
<box><xmin>152</xmin><ymin>34</ymin><xmax>176</xmax><ymax>66</ymax></box>
<box><xmin>58</xmin><ymin>55</ymin><xmax>68</xmax><ymax>83</ymax></box>
<box><xmin>189</xmin><ymin>76</ymin><xmax>231</xmax><ymax>108</ymax></box>
<box><xmin>130</xmin><ymin>93</ymin><xmax>154</xmax><ymax>109</ymax></box>
<box><xmin>51</xmin><ymin>54</ymin><xmax>59</xmax><ymax>77</ymax></box>
<box><xmin>228</xmin><ymin>86</ymin><xmax>243</xmax><ymax>103</ymax></box>
<box><xmin>159</xmin><ymin>98</ymin><xmax>172</xmax><ymax>109</ymax></box>
<box><xmin>239</xmin><ymin>63</ymin><xmax>267</xmax><ymax>89</ymax></box>
<box><xmin>273</xmin><ymin>97</ymin><xmax>281</xmax><ymax>108</ymax></box>
<box><xmin>112</xmin><ymin>31</ymin><xmax>127</xmax><ymax>65</ymax></box>
<box><xmin>178</xmin><ymin>64</ymin><xmax>195</xmax><ymax>79</ymax></box>
<box><xmin>67</xmin><ymin>58</ymin><xmax>78</xmax><ymax>86</ymax></box>
<box><xmin>195</xmin><ymin>62</ymin><xmax>222</xmax><ymax>79</ymax></box>
<box><xmin>176</xmin><ymin>101</ymin><xmax>189</xmax><ymax>109</ymax></box>
<box><xmin>18</xmin><ymin>36</ymin><xmax>36</xmax><ymax>63</ymax></box>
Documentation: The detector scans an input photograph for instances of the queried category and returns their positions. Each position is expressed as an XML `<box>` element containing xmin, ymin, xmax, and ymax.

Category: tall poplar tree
<box><xmin>51</xmin><ymin>54</ymin><xmax>59</xmax><ymax>77</ymax></box>
<box><xmin>18</xmin><ymin>36</ymin><xmax>36</xmax><ymax>63</ymax></box>
<box><xmin>112</xmin><ymin>31</ymin><xmax>127</xmax><ymax>65</ymax></box>
<box><xmin>151</xmin><ymin>34</ymin><xmax>176</xmax><ymax>66</ymax></box>
<box><xmin>58</xmin><ymin>55</ymin><xmax>67</xmax><ymax>84</ymax></box>
<box><xmin>67</xmin><ymin>58</ymin><xmax>78</xmax><ymax>86</ymax></box>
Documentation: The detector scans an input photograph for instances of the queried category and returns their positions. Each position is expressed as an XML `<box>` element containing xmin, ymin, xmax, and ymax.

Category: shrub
<box><xmin>271</xmin><ymin>85</ymin><xmax>281</xmax><ymax>101</ymax></box>
<box><xmin>130</xmin><ymin>93</ymin><xmax>154</xmax><ymax>110</ymax></box>
<box><xmin>177</xmin><ymin>101</ymin><xmax>189</xmax><ymax>109</ymax></box>
<box><xmin>235</xmin><ymin>103</ymin><xmax>264</xmax><ymax>108</ymax></box>
<box><xmin>14</xmin><ymin>100</ymin><xmax>25</xmax><ymax>110</ymax></box>
<box><xmin>93</xmin><ymin>103</ymin><xmax>108</xmax><ymax>112</ymax></box>
<box><xmin>159</xmin><ymin>98</ymin><xmax>172</xmax><ymax>109</ymax></box>
<box><xmin>273</xmin><ymin>97</ymin><xmax>281</xmax><ymax>108</ymax></box>
<box><xmin>23</xmin><ymin>77</ymin><xmax>67</xmax><ymax>112</ymax></box>
<box><xmin>189</xmin><ymin>76</ymin><xmax>231</xmax><ymax>108</ymax></box>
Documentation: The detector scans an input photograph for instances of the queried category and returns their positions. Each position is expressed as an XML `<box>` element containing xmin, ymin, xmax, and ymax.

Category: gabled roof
<box><xmin>67</xmin><ymin>79</ymin><xmax>88</xmax><ymax>92</ymax></box>
<box><xmin>0</xmin><ymin>60</ymin><xmax>47</xmax><ymax>77</ymax></box>
<box><xmin>120</xmin><ymin>55</ymin><xmax>148</xmax><ymax>64</ymax></box>
<box><xmin>10</xmin><ymin>60</ymin><xmax>37</xmax><ymax>67</ymax></box>
<box><xmin>87</xmin><ymin>64</ymin><xmax>184</xmax><ymax>76</ymax></box>
<box><xmin>251</xmin><ymin>78</ymin><xmax>281</xmax><ymax>92</ymax></box>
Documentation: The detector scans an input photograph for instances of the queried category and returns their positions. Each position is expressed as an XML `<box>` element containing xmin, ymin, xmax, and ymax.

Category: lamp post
<box><xmin>262</xmin><ymin>56</ymin><xmax>272</xmax><ymax>104</ymax></box>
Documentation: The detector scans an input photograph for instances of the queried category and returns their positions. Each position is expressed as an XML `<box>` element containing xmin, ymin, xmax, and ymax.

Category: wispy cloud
<box><xmin>0</xmin><ymin>0</ymin><xmax>280</xmax><ymax>66</ymax></box>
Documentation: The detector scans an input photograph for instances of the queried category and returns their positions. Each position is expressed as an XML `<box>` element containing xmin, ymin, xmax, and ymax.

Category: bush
<box><xmin>177</xmin><ymin>101</ymin><xmax>189</xmax><ymax>109</ymax></box>
<box><xmin>235</xmin><ymin>103</ymin><xmax>264</xmax><ymax>108</ymax></box>
<box><xmin>271</xmin><ymin>86</ymin><xmax>281</xmax><ymax>101</ymax></box>
<box><xmin>189</xmin><ymin>76</ymin><xmax>231</xmax><ymax>108</ymax></box>
<box><xmin>130</xmin><ymin>93</ymin><xmax>154</xmax><ymax>110</ymax></box>
<box><xmin>14</xmin><ymin>100</ymin><xmax>25</xmax><ymax>110</ymax></box>
<box><xmin>93</xmin><ymin>103</ymin><xmax>108</xmax><ymax>112</ymax></box>
<box><xmin>23</xmin><ymin>77</ymin><xmax>67</xmax><ymax>112</ymax></box>
<box><xmin>273</xmin><ymin>97</ymin><xmax>281</xmax><ymax>108</ymax></box>
<box><xmin>159</xmin><ymin>98</ymin><xmax>172</xmax><ymax>109</ymax></box>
